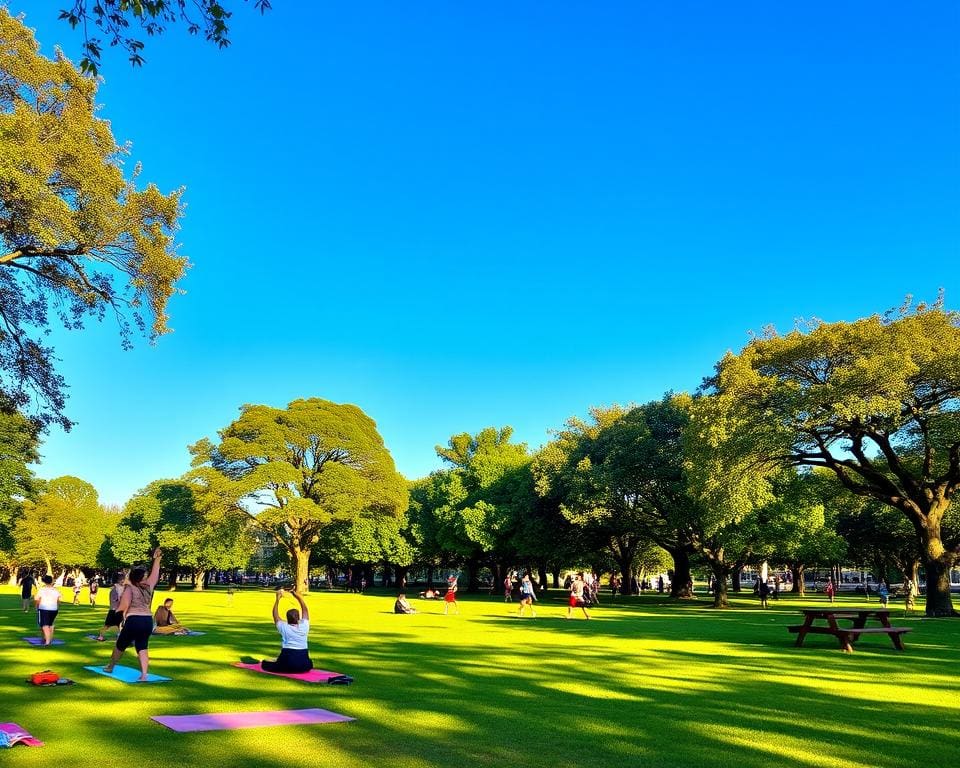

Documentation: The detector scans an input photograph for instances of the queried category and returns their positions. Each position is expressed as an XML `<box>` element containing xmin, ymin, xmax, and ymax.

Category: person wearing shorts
<box><xmin>444</xmin><ymin>577</ymin><xmax>459</xmax><ymax>615</ymax></box>
<box><xmin>97</xmin><ymin>573</ymin><xmax>126</xmax><ymax>641</ymax></box>
<box><xmin>104</xmin><ymin>549</ymin><xmax>163</xmax><ymax>681</ymax></box>
<box><xmin>262</xmin><ymin>588</ymin><xmax>312</xmax><ymax>673</ymax></box>
<box><xmin>518</xmin><ymin>573</ymin><xmax>537</xmax><ymax>618</ymax></box>
<box><xmin>35</xmin><ymin>575</ymin><xmax>62</xmax><ymax>645</ymax></box>
<box><xmin>565</xmin><ymin>573</ymin><xmax>591</xmax><ymax>620</ymax></box>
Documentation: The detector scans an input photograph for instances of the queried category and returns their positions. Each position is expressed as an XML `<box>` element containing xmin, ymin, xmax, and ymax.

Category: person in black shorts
<box><xmin>104</xmin><ymin>549</ymin><xmax>162</xmax><ymax>681</ymax></box>
<box><xmin>96</xmin><ymin>572</ymin><xmax>126</xmax><ymax>642</ymax></box>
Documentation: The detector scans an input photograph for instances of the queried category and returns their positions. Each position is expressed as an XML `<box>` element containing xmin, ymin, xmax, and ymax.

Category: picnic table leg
<box><xmin>890</xmin><ymin>633</ymin><xmax>905</xmax><ymax>651</ymax></box>
<box><xmin>837</xmin><ymin>631</ymin><xmax>853</xmax><ymax>652</ymax></box>
<box><xmin>795</xmin><ymin>617</ymin><xmax>813</xmax><ymax>647</ymax></box>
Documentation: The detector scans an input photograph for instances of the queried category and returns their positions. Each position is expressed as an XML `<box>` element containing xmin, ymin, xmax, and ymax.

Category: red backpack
<box><xmin>29</xmin><ymin>671</ymin><xmax>59</xmax><ymax>686</ymax></box>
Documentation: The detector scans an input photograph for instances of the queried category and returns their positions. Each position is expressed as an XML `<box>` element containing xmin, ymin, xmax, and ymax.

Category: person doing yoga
<box><xmin>262</xmin><ymin>588</ymin><xmax>313</xmax><ymax>674</ymax></box>
<box><xmin>104</xmin><ymin>547</ymin><xmax>163</xmax><ymax>681</ymax></box>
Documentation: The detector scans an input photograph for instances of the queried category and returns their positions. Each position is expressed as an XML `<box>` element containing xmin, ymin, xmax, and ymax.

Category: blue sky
<box><xmin>13</xmin><ymin>1</ymin><xmax>960</xmax><ymax>506</ymax></box>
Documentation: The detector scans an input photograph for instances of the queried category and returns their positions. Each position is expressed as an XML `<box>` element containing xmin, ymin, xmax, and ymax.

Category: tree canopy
<box><xmin>54</xmin><ymin>1</ymin><xmax>272</xmax><ymax>75</ymax></box>
<box><xmin>189</xmin><ymin>398</ymin><xmax>408</xmax><ymax>591</ymax></box>
<box><xmin>690</xmin><ymin>297</ymin><xmax>960</xmax><ymax>615</ymax></box>
<box><xmin>0</xmin><ymin>9</ymin><xmax>187</xmax><ymax>430</ymax></box>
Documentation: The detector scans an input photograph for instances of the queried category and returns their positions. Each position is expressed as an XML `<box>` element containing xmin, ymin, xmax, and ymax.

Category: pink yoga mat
<box><xmin>233</xmin><ymin>662</ymin><xmax>347</xmax><ymax>683</ymax></box>
<box><xmin>151</xmin><ymin>708</ymin><xmax>354</xmax><ymax>732</ymax></box>
<box><xmin>0</xmin><ymin>722</ymin><xmax>43</xmax><ymax>747</ymax></box>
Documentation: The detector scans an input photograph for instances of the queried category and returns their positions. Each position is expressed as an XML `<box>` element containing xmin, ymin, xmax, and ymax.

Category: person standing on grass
<box><xmin>518</xmin><ymin>573</ymin><xmax>537</xmax><ymax>618</ymax></box>
<box><xmin>758</xmin><ymin>578</ymin><xmax>770</xmax><ymax>609</ymax></box>
<box><xmin>97</xmin><ymin>573</ymin><xmax>126</xmax><ymax>642</ymax></box>
<box><xmin>565</xmin><ymin>573</ymin><xmax>591</xmax><ymax>620</ymax></box>
<box><xmin>35</xmin><ymin>575</ymin><xmax>61</xmax><ymax>645</ymax></box>
<box><xmin>72</xmin><ymin>579</ymin><xmax>82</xmax><ymax>605</ymax></box>
<box><xmin>878</xmin><ymin>582</ymin><xmax>889</xmax><ymax>608</ymax></box>
<box><xmin>104</xmin><ymin>548</ymin><xmax>163</xmax><ymax>682</ymax></box>
<box><xmin>18</xmin><ymin>571</ymin><xmax>35</xmax><ymax>613</ymax></box>
<box><xmin>262</xmin><ymin>588</ymin><xmax>313</xmax><ymax>673</ymax></box>
<box><xmin>88</xmin><ymin>578</ymin><xmax>99</xmax><ymax>607</ymax></box>
<box><xmin>444</xmin><ymin>575</ymin><xmax>459</xmax><ymax>615</ymax></box>
<box><xmin>825</xmin><ymin>578</ymin><xmax>836</xmax><ymax>604</ymax></box>
<box><xmin>503</xmin><ymin>573</ymin><xmax>514</xmax><ymax>602</ymax></box>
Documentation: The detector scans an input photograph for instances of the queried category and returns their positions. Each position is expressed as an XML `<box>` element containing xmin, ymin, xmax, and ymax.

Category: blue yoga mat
<box><xmin>83</xmin><ymin>665</ymin><xmax>170</xmax><ymax>683</ymax></box>
<box><xmin>23</xmin><ymin>637</ymin><xmax>64</xmax><ymax>646</ymax></box>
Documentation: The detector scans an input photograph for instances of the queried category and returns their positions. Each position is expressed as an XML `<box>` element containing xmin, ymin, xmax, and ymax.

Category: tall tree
<box><xmin>0</xmin><ymin>406</ymin><xmax>41</xmax><ymax>583</ymax></box>
<box><xmin>189</xmin><ymin>398</ymin><xmax>408</xmax><ymax>592</ymax></box>
<box><xmin>691</xmin><ymin>298</ymin><xmax>960</xmax><ymax>616</ymax></box>
<box><xmin>54</xmin><ymin>1</ymin><xmax>272</xmax><ymax>75</ymax></box>
<box><xmin>0</xmin><ymin>9</ymin><xmax>187</xmax><ymax>430</ymax></box>
<box><xmin>433</xmin><ymin>427</ymin><xmax>534</xmax><ymax>591</ymax></box>
<box><xmin>14</xmin><ymin>475</ymin><xmax>108</xmax><ymax>573</ymax></box>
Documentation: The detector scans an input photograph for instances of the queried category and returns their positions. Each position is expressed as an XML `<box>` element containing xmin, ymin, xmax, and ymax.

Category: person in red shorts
<box><xmin>565</xmin><ymin>573</ymin><xmax>591</xmax><ymax>620</ymax></box>
<box><xmin>444</xmin><ymin>575</ymin><xmax>459</xmax><ymax>615</ymax></box>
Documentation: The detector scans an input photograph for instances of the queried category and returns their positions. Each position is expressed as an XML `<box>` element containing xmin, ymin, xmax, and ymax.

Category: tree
<box><xmin>433</xmin><ymin>427</ymin><xmax>535</xmax><ymax>591</ymax></box>
<box><xmin>55</xmin><ymin>1</ymin><xmax>272</xmax><ymax>75</ymax></box>
<box><xmin>0</xmin><ymin>406</ymin><xmax>41</xmax><ymax>583</ymax></box>
<box><xmin>14</xmin><ymin>475</ymin><xmax>108</xmax><ymax>573</ymax></box>
<box><xmin>188</xmin><ymin>398</ymin><xmax>408</xmax><ymax>592</ymax></box>
<box><xmin>112</xmin><ymin>479</ymin><xmax>252</xmax><ymax>589</ymax></box>
<box><xmin>533</xmin><ymin>407</ymin><xmax>668</xmax><ymax>598</ymax></box>
<box><xmin>692</xmin><ymin>298</ymin><xmax>960</xmax><ymax>616</ymax></box>
<box><xmin>1</xmin><ymin>9</ymin><xmax>187</xmax><ymax>430</ymax></box>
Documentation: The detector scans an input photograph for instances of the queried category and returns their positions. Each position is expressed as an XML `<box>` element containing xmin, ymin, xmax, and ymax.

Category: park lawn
<box><xmin>0</xmin><ymin>586</ymin><xmax>958</xmax><ymax>768</ymax></box>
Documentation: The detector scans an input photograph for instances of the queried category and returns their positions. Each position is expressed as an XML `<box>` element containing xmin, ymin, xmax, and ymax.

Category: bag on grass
<box><xmin>28</xmin><ymin>671</ymin><xmax>59</xmax><ymax>686</ymax></box>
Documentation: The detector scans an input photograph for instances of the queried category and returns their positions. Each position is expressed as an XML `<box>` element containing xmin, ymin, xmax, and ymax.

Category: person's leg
<box><xmin>136</xmin><ymin>649</ymin><xmax>150</xmax><ymax>680</ymax></box>
<box><xmin>104</xmin><ymin>645</ymin><xmax>124</xmax><ymax>672</ymax></box>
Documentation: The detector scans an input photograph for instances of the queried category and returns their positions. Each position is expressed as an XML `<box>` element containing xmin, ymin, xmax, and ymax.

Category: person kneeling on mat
<box><xmin>262</xmin><ymin>588</ymin><xmax>312</xmax><ymax>674</ymax></box>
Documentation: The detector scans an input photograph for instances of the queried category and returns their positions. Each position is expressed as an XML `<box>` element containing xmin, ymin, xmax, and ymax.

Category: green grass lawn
<box><xmin>1</xmin><ymin>585</ymin><xmax>958</xmax><ymax>768</ymax></box>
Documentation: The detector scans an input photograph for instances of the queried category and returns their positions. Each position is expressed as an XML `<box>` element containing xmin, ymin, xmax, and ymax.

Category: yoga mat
<box><xmin>0</xmin><ymin>723</ymin><xmax>43</xmax><ymax>747</ymax></box>
<box><xmin>83</xmin><ymin>665</ymin><xmax>170</xmax><ymax>683</ymax></box>
<box><xmin>155</xmin><ymin>630</ymin><xmax>205</xmax><ymax>636</ymax></box>
<box><xmin>22</xmin><ymin>637</ymin><xmax>64</xmax><ymax>646</ymax></box>
<box><xmin>233</xmin><ymin>662</ymin><xmax>349</xmax><ymax>683</ymax></box>
<box><xmin>151</xmin><ymin>708</ymin><xmax>354</xmax><ymax>733</ymax></box>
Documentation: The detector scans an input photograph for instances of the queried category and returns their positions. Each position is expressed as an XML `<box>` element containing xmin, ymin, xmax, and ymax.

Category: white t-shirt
<box><xmin>37</xmin><ymin>586</ymin><xmax>61</xmax><ymax>611</ymax></box>
<box><xmin>277</xmin><ymin>619</ymin><xmax>309</xmax><ymax>650</ymax></box>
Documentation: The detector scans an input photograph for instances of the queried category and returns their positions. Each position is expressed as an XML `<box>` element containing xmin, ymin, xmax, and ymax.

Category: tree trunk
<box><xmin>551</xmin><ymin>567</ymin><xmax>561</xmax><ymax>588</ymax></box>
<box><xmin>193</xmin><ymin>569</ymin><xmax>207</xmax><ymax>591</ymax></box>
<box><xmin>426</xmin><ymin>566</ymin><xmax>434</xmax><ymax>588</ymax></box>
<box><xmin>790</xmin><ymin>563</ymin><xmax>807</xmax><ymax>597</ymax></box>
<box><xmin>710</xmin><ymin>562</ymin><xmax>730</xmax><ymax>609</ymax></box>
<box><xmin>537</xmin><ymin>562</ymin><xmax>549</xmax><ymax>590</ymax></box>
<box><xmin>917</xmin><ymin>516</ymin><xmax>956</xmax><ymax>616</ymax></box>
<box><xmin>731</xmin><ymin>566</ymin><xmax>742</xmax><ymax>592</ymax></box>
<box><xmin>44</xmin><ymin>556</ymin><xmax>53</xmax><ymax>577</ymax></box>
<box><xmin>616</xmin><ymin>556</ymin><xmax>633</xmax><ymax>599</ymax></box>
<box><xmin>394</xmin><ymin>566</ymin><xmax>409</xmax><ymax>590</ymax></box>
<box><xmin>668</xmin><ymin>546</ymin><xmax>693</xmax><ymax>598</ymax></box>
<box><xmin>292</xmin><ymin>547</ymin><xmax>311</xmax><ymax>593</ymax></box>
<box><xmin>465</xmin><ymin>557</ymin><xmax>480</xmax><ymax>592</ymax></box>
<box><xmin>382</xmin><ymin>564</ymin><xmax>392</xmax><ymax>588</ymax></box>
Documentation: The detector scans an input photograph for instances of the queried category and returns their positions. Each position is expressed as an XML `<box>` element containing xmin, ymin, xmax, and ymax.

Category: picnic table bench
<box><xmin>787</xmin><ymin>609</ymin><xmax>911</xmax><ymax>652</ymax></box>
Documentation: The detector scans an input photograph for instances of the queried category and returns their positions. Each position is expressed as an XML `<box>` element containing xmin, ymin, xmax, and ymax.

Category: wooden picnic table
<box><xmin>788</xmin><ymin>609</ymin><xmax>911</xmax><ymax>652</ymax></box>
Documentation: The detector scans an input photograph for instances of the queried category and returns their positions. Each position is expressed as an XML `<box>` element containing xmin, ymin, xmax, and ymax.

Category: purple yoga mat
<box><xmin>0</xmin><ymin>722</ymin><xmax>43</xmax><ymax>747</ymax></box>
<box><xmin>151</xmin><ymin>708</ymin><xmax>354</xmax><ymax>732</ymax></box>
<box><xmin>22</xmin><ymin>637</ymin><xmax>64</xmax><ymax>646</ymax></box>
<box><xmin>233</xmin><ymin>662</ymin><xmax>346</xmax><ymax>683</ymax></box>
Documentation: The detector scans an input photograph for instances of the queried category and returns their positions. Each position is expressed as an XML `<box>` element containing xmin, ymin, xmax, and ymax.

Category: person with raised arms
<box><xmin>103</xmin><ymin>548</ymin><xmax>162</xmax><ymax>682</ymax></box>
<box><xmin>262</xmin><ymin>588</ymin><xmax>313</xmax><ymax>674</ymax></box>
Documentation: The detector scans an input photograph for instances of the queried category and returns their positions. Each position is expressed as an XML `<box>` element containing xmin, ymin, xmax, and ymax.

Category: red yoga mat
<box><xmin>233</xmin><ymin>662</ymin><xmax>349</xmax><ymax>683</ymax></box>
<box><xmin>152</xmin><ymin>708</ymin><xmax>354</xmax><ymax>732</ymax></box>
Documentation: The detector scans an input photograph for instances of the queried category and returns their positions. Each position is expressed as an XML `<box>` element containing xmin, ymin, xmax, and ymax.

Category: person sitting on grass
<box><xmin>394</xmin><ymin>593</ymin><xmax>416</xmax><ymax>614</ymax></box>
<box><xmin>419</xmin><ymin>588</ymin><xmax>441</xmax><ymax>599</ymax></box>
<box><xmin>261</xmin><ymin>588</ymin><xmax>313</xmax><ymax>674</ymax></box>
<box><xmin>153</xmin><ymin>598</ymin><xmax>190</xmax><ymax>635</ymax></box>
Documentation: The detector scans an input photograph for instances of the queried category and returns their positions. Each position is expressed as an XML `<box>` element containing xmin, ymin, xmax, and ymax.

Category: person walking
<box><xmin>88</xmin><ymin>578</ymin><xmax>99</xmax><ymax>607</ymax></box>
<box><xmin>878</xmin><ymin>581</ymin><xmax>889</xmax><ymax>608</ymax></box>
<box><xmin>503</xmin><ymin>573</ymin><xmax>514</xmax><ymax>603</ymax></box>
<box><xmin>103</xmin><ymin>548</ymin><xmax>163</xmax><ymax>682</ymax></box>
<box><xmin>825</xmin><ymin>578</ymin><xmax>836</xmax><ymax>604</ymax></box>
<box><xmin>518</xmin><ymin>573</ymin><xmax>537</xmax><ymax>618</ymax></box>
<box><xmin>444</xmin><ymin>575</ymin><xmax>459</xmax><ymax>615</ymax></box>
<box><xmin>35</xmin><ymin>575</ymin><xmax>62</xmax><ymax>645</ymax></box>
<box><xmin>18</xmin><ymin>571</ymin><xmax>35</xmax><ymax>613</ymax></box>
<box><xmin>565</xmin><ymin>573</ymin><xmax>591</xmax><ymax>620</ymax></box>
<box><xmin>261</xmin><ymin>588</ymin><xmax>313</xmax><ymax>673</ymax></box>
<box><xmin>758</xmin><ymin>578</ymin><xmax>770</xmax><ymax>609</ymax></box>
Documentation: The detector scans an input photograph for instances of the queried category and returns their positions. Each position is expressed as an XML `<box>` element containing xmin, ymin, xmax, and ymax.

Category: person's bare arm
<box><xmin>293</xmin><ymin>591</ymin><xmax>309</xmax><ymax>621</ymax></box>
<box><xmin>272</xmin><ymin>589</ymin><xmax>283</xmax><ymax>623</ymax></box>
<box><xmin>145</xmin><ymin>547</ymin><xmax>163</xmax><ymax>589</ymax></box>
<box><xmin>118</xmin><ymin>586</ymin><xmax>132</xmax><ymax>615</ymax></box>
